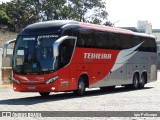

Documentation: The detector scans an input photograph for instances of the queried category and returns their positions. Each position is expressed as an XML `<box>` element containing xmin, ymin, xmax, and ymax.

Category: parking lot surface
<box><xmin>0</xmin><ymin>72</ymin><xmax>160</xmax><ymax>120</ymax></box>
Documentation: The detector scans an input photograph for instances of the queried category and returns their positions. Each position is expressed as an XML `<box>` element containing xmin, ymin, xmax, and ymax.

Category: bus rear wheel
<box><xmin>132</xmin><ymin>74</ymin><xmax>139</xmax><ymax>89</ymax></box>
<box><xmin>139</xmin><ymin>74</ymin><xmax>146</xmax><ymax>89</ymax></box>
<box><xmin>39</xmin><ymin>92</ymin><xmax>50</xmax><ymax>97</ymax></box>
<box><xmin>75</xmin><ymin>77</ymin><xmax>86</xmax><ymax>96</ymax></box>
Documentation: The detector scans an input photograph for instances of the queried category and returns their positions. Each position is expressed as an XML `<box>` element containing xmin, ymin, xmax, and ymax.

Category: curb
<box><xmin>0</xmin><ymin>84</ymin><xmax>12</xmax><ymax>89</ymax></box>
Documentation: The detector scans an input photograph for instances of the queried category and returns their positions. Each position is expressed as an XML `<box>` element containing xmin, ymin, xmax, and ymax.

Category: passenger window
<box><xmin>108</xmin><ymin>33</ymin><xmax>119</xmax><ymax>49</ymax></box>
<box><xmin>58</xmin><ymin>39</ymin><xmax>75</xmax><ymax>68</ymax></box>
<box><xmin>100</xmin><ymin>33</ymin><xmax>109</xmax><ymax>49</ymax></box>
<box><xmin>148</xmin><ymin>38</ymin><xmax>156</xmax><ymax>52</ymax></box>
<box><xmin>119</xmin><ymin>35</ymin><xmax>133</xmax><ymax>49</ymax></box>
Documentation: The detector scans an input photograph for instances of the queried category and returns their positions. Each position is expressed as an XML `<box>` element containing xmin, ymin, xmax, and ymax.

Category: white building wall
<box><xmin>0</xmin><ymin>48</ymin><xmax>13</xmax><ymax>84</ymax></box>
<box><xmin>137</xmin><ymin>20</ymin><xmax>160</xmax><ymax>42</ymax></box>
<box><xmin>145</xmin><ymin>24</ymin><xmax>152</xmax><ymax>34</ymax></box>
<box><xmin>137</xmin><ymin>20</ymin><xmax>149</xmax><ymax>29</ymax></box>
<box><xmin>152</xmin><ymin>33</ymin><xmax>160</xmax><ymax>42</ymax></box>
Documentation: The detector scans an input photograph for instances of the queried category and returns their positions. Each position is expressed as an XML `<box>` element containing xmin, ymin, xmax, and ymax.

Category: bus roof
<box><xmin>79</xmin><ymin>22</ymin><xmax>155</xmax><ymax>39</ymax></box>
<box><xmin>20</xmin><ymin>20</ymin><xmax>78</xmax><ymax>35</ymax></box>
<box><xmin>20</xmin><ymin>20</ymin><xmax>155</xmax><ymax>39</ymax></box>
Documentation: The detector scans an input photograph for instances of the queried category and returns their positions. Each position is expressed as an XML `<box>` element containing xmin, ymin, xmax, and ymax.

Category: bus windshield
<box><xmin>13</xmin><ymin>35</ymin><xmax>59</xmax><ymax>74</ymax></box>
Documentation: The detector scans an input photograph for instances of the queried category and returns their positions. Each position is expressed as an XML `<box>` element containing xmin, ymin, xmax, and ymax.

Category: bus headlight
<box><xmin>12</xmin><ymin>77</ymin><xmax>20</xmax><ymax>84</ymax></box>
<box><xmin>46</xmin><ymin>75</ymin><xmax>59</xmax><ymax>84</ymax></box>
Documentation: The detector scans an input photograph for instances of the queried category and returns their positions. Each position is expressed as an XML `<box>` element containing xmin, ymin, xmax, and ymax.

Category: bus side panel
<box><xmin>91</xmin><ymin>64</ymin><xmax>104</xmax><ymax>86</ymax></box>
<box><xmin>129</xmin><ymin>52</ymin><xmax>157</xmax><ymax>84</ymax></box>
<box><xmin>126</xmin><ymin>64</ymin><xmax>133</xmax><ymax>84</ymax></box>
<box><xmin>149</xmin><ymin>64</ymin><xmax>157</xmax><ymax>82</ymax></box>
<box><xmin>57</xmin><ymin>66</ymin><xmax>70</xmax><ymax>91</ymax></box>
<box><xmin>69</xmin><ymin>63</ymin><xmax>78</xmax><ymax>90</ymax></box>
<box><xmin>104</xmin><ymin>69</ymin><xmax>117</xmax><ymax>86</ymax></box>
<box><xmin>89</xmin><ymin>63</ymin><xmax>117</xmax><ymax>88</ymax></box>
<box><xmin>116</xmin><ymin>64</ymin><xmax>127</xmax><ymax>85</ymax></box>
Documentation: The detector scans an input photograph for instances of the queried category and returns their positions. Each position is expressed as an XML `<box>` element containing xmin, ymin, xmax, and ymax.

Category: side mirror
<box><xmin>53</xmin><ymin>36</ymin><xmax>77</xmax><ymax>58</ymax></box>
<box><xmin>3</xmin><ymin>39</ymin><xmax>16</xmax><ymax>57</ymax></box>
<box><xmin>53</xmin><ymin>36</ymin><xmax>69</xmax><ymax>58</ymax></box>
<box><xmin>52</xmin><ymin>36</ymin><xmax>77</xmax><ymax>69</ymax></box>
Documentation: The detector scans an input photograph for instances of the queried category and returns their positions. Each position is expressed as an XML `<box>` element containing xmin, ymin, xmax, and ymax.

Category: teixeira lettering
<box><xmin>84</xmin><ymin>53</ymin><xmax>112</xmax><ymax>59</ymax></box>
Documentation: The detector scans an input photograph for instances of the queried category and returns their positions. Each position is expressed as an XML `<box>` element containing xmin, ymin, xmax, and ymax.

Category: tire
<box><xmin>139</xmin><ymin>74</ymin><xmax>146</xmax><ymax>89</ymax></box>
<box><xmin>39</xmin><ymin>92</ymin><xmax>50</xmax><ymax>97</ymax></box>
<box><xmin>100</xmin><ymin>86</ymin><xmax>115</xmax><ymax>91</ymax></box>
<box><xmin>132</xmin><ymin>74</ymin><xmax>139</xmax><ymax>89</ymax></box>
<box><xmin>75</xmin><ymin>77</ymin><xmax>86</xmax><ymax>96</ymax></box>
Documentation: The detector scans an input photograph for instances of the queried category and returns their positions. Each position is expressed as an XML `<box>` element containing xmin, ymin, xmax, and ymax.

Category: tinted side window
<box><xmin>72</xmin><ymin>29</ymin><xmax>79</xmax><ymax>37</ymax></box>
<box><xmin>76</xmin><ymin>28</ymin><xmax>87</xmax><ymax>47</ymax></box>
<box><xmin>133</xmin><ymin>36</ymin><xmax>156</xmax><ymax>52</ymax></box>
<box><xmin>58</xmin><ymin>39</ymin><xmax>75</xmax><ymax>68</ymax></box>
<box><xmin>63</xmin><ymin>29</ymin><xmax>73</xmax><ymax>36</ymax></box>
<box><xmin>148</xmin><ymin>38</ymin><xmax>156</xmax><ymax>52</ymax></box>
<box><xmin>140</xmin><ymin>37</ymin><xmax>148</xmax><ymax>51</ymax></box>
<box><xmin>100</xmin><ymin>32</ymin><xmax>109</xmax><ymax>49</ymax></box>
<box><xmin>76</xmin><ymin>29</ymin><xmax>100</xmax><ymax>48</ymax></box>
<box><xmin>108</xmin><ymin>33</ymin><xmax>119</xmax><ymax>49</ymax></box>
<box><xmin>133</xmin><ymin>36</ymin><xmax>142</xmax><ymax>48</ymax></box>
<box><xmin>85</xmin><ymin>30</ymin><xmax>94</xmax><ymax>48</ymax></box>
<box><xmin>119</xmin><ymin>34</ymin><xmax>133</xmax><ymax>49</ymax></box>
<box><xmin>94</xmin><ymin>31</ymin><xmax>101</xmax><ymax>47</ymax></box>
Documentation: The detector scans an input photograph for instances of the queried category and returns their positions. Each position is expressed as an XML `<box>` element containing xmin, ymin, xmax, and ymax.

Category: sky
<box><xmin>105</xmin><ymin>0</ymin><xmax>160</xmax><ymax>29</ymax></box>
<box><xmin>1</xmin><ymin>0</ymin><xmax>160</xmax><ymax>29</ymax></box>
<box><xmin>0</xmin><ymin>0</ymin><xmax>10</xmax><ymax>3</ymax></box>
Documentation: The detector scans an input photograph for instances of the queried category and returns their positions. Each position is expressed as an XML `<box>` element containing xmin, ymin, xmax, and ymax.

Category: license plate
<box><xmin>28</xmin><ymin>86</ymin><xmax>36</xmax><ymax>89</ymax></box>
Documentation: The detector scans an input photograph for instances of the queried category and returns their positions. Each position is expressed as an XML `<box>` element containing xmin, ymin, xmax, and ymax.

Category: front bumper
<box><xmin>13</xmin><ymin>82</ymin><xmax>58</xmax><ymax>92</ymax></box>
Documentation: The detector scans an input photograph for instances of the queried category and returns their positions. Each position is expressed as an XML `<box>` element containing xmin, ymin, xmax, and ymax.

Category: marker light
<box><xmin>51</xmin><ymin>87</ymin><xmax>55</xmax><ymax>90</ymax></box>
<box><xmin>46</xmin><ymin>75</ymin><xmax>59</xmax><ymax>84</ymax></box>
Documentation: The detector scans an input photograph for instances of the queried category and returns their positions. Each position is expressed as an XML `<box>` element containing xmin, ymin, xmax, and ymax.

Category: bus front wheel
<box><xmin>39</xmin><ymin>92</ymin><xmax>50</xmax><ymax>97</ymax></box>
<box><xmin>75</xmin><ymin>77</ymin><xmax>86</xmax><ymax>96</ymax></box>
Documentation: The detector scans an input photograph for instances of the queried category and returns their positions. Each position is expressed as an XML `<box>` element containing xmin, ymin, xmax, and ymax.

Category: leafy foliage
<box><xmin>0</xmin><ymin>10</ymin><xmax>11</xmax><ymax>27</ymax></box>
<box><xmin>0</xmin><ymin>0</ymin><xmax>113</xmax><ymax>31</ymax></box>
<box><xmin>103</xmin><ymin>21</ymin><xmax>114</xmax><ymax>27</ymax></box>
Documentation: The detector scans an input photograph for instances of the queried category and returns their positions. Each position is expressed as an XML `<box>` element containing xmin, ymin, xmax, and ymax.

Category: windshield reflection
<box><xmin>13</xmin><ymin>35</ymin><xmax>58</xmax><ymax>74</ymax></box>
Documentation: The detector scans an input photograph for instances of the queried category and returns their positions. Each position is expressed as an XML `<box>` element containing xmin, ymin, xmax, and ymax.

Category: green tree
<box><xmin>68</xmin><ymin>0</ymin><xmax>108</xmax><ymax>24</ymax></box>
<box><xmin>0</xmin><ymin>0</ymin><xmax>112</xmax><ymax>30</ymax></box>
<box><xmin>103</xmin><ymin>21</ymin><xmax>114</xmax><ymax>27</ymax></box>
<box><xmin>39</xmin><ymin>0</ymin><xmax>67</xmax><ymax>21</ymax></box>
<box><xmin>23</xmin><ymin>0</ymin><xmax>69</xmax><ymax>21</ymax></box>
<box><xmin>5</xmin><ymin>0</ymin><xmax>37</xmax><ymax>30</ymax></box>
<box><xmin>14</xmin><ymin>0</ymin><xmax>109</xmax><ymax>24</ymax></box>
<box><xmin>0</xmin><ymin>10</ymin><xmax>11</xmax><ymax>27</ymax></box>
<box><xmin>0</xmin><ymin>3</ymin><xmax>12</xmax><ymax>27</ymax></box>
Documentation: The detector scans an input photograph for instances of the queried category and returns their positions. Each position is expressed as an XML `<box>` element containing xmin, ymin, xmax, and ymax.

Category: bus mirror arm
<box><xmin>3</xmin><ymin>39</ymin><xmax>16</xmax><ymax>58</ymax></box>
<box><xmin>52</xmin><ymin>42</ymin><xmax>60</xmax><ymax>69</ymax></box>
<box><xmin>53</xmin><ymin>42</ymin><xmax>59</xmax><ymax>57</ymax></box>
<box><xmin>53</xmin><ymin>36</ymin><xmax>69</xmax><ymax>58</ymax></box>
<box><xmin>53</xmin><ymin>36</ymin><xmax>77</xmax><ymax>58</ymax></box>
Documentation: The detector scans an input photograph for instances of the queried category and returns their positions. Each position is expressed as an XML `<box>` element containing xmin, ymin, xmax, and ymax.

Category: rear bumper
<box><xmin>13</xmin><ymin>82</ymin><xmax>58</xmax><ymax>92</ymax></box>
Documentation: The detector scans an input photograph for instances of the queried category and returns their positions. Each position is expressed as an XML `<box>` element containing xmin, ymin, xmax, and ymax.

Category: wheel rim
<box><xmin>141</xmin><ymin>76</ymin><xmax>145</xmax><ymax>84</ymax></box>
<box><xmin>139</xmin><ymin>75</ymin><xmax>145</xmax><ymax>88</ymax></box>
<box><xmin>134</xmin><ymin>76</ymin><xmax>139</xmax><ymax>88</ymax></box>
<box><xmin>79</xmin><ymin>80</ymin><xmax>85</xmax><ymax>94</ymax></box>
